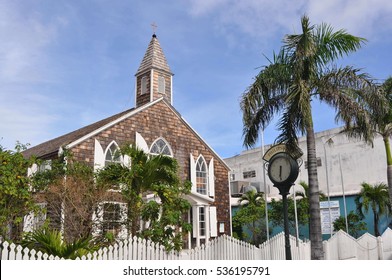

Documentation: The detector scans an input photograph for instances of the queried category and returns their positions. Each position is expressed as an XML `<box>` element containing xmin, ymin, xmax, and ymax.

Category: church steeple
<box><xmin>135</xmin><ymin>34</ymin><xmax>173</xmax><ymax>107</ymax></box>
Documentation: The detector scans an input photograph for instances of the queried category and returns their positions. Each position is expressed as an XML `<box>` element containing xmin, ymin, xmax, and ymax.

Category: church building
<box><xmin>22</xmin><ymin>34</ymin><xmax>232</xmax><ymax>248</ymax></box>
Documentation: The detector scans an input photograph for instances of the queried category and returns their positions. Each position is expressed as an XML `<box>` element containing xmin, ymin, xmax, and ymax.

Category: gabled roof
<box><xmin>135</xmin><ymin>34</ymin><xmax>172</xmax><ymax>76</ymax></box>
<box><xmin>22</xmin><ymin>108</ymin><xmax>134</xmax><ymax>159</ymax></box>
<box><xmin>22</xmin><ymin>98</ymin><xmax>231</xmax><ymax>171</ymax></box>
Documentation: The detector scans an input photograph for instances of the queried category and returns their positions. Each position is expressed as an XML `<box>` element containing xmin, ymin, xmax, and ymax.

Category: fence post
<box><xmin>377</xmin><ymin>236</ymin><xmax>384</xmax><ymax>260</ymax></box>
<box><xmin>323</xmin><ymin>240</ymin><xmax>329</xmax><ymax>260</ymax></box>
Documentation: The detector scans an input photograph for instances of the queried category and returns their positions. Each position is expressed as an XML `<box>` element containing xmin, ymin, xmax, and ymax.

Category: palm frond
<box><xmin>240</xmin><ymin>54</ymin><xmax>290</xmax><ymax>147</ymax></box>
<box><xmin>317</xmin><ymin>66</ymin><xmax>385</xmax><ymax>144</ymax></box>
<box><xmin>315</xmin><ymin>23</ymin><xmax>366</xmax><ymax>66</ymax></box>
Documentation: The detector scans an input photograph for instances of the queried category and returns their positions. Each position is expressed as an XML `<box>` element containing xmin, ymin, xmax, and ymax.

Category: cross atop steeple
<box><xmin>151</xmin><ymin>22</ymin><xmax>157</xmax><ymax>35</ymax></box>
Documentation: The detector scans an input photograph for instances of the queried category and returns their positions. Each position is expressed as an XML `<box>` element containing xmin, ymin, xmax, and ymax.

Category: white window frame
<box><xmin>93</xmin><ymin>201</ymin><xmax>127</xmax><ymax>239</ymax></box>
<box><xmin>104</xmin><ymin>141</ymin><xmax>122</xmax><ymax>167</ymax></box>
<box><xmin>149</xmin><ymin>137</ymin><xmax>173</xmax><ymax>157</ymax></box>
<box><xmin>23</xmin><ymin>203</ymin><xmax>47</xmax><ymax>232</ymax></box>
<box><xmin>196</xmin><ymin>155</ymin><xmax>208</xmax><ymax>195</ymax></box>
<box><xmin>190</xmin><ymin>154</ymin><xmax>215</xmax><ymax>197</ymax></box>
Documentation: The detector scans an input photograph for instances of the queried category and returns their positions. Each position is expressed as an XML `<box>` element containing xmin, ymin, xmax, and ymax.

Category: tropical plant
<box><xmin>240</xmin><ymin>15</ymin><xmax>383</xmax><ymax>259</ymax></box>
<box><xmin>21</xmin><ymin>226</ymin><xmax>98</xmax><ymax>259</ymax></box>
<box><xmin>355</xmin><ymin>182</ymin><xmax>391</xmax><ymax>236</ymax></box>
<box><xmin>232</xmin><ymin>190</ymin><xmax>268</xmax><ymax>245</ymax></box>
<box><xmin>97</xmin><ymin>144</ymin><xmax>191</xmax><ymax>251</ymax></box>
<box><xmin>0</xmin><ymin>144</ymin><xmax>37</xmax><ymax>241</ymax></box>
<box><xmin>268</xmin><ymin>181</ymin><xmax>325</xmax><ymax>237</ymax></box>
<box><xmin>333</xmin><ymin>211</ymin><xmax>367</xmax><ymax>238</ymax></box>
<box><xmin>343</xmin><ymin>77</ymin><xmax>392</xmax><ymax>204</ymax></box>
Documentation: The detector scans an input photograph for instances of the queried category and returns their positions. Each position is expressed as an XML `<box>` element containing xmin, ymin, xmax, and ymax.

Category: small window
<box><xmin>230</xmin><ymin>173</ymin><xmax>235</xmax><ymax>181</ymax></box>
<box><xmin>105</xmin><ymin>143</ymin><xmax>121</xmax><ymax>166</ymax></box>
<box><xmin>141</xmin><ymin>76</ymin><xmax>147</xmax><ymax>95</ymax></box>
<box><xmin>158</xmin><ymin>75</ymin><xmax>165</xmax><ymax>94</ymax></box>
<box><xmin>243</xmin><ymin>170</ymin><xmax>256</xmax><ymax>179</ymax></box>
<box><xmin>199</xmin><ymin>207</ymin><xmax>206</xmax><ymax>237</ymax></box>
<box><xmin>196</xmin><ymin>157</ymin><xmax>208</xmax><ymax>195</ymax></box>
<box><xmin>150</xmin><ymin>138</ymin><xmax>172</xmax><ymax>156</ymax></box>
<box><xmin>38</xmin><ymin>160</ymin><xmax>52</xmax><ymax>172</ymax></box>
<box><xmin>102</xmin><ymin>203</ymin><xmax>124</xmax><ymax>237</ymax></box>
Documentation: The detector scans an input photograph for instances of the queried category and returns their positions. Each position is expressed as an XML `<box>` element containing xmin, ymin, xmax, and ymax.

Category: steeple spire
<box><xmin>134</xmin><ymin>34</ymin><xmax>173</xmax><ymax>108</ymax></box>
<box><xmin>135</xmin><ymin>34</ymin><xmax>172</xmax><ymax>76</ymax></box>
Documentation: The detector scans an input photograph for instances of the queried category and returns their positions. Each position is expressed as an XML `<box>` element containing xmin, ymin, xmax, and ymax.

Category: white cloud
<box><xmin>0</xmin><ymin>2</ymin><xmax>61</xmax><ymax>83</ymax></box>
<box><xmin>307</xmin><ymin>0</ymin><xmax>392</xmax><ymax>39</ymax></box>
<box><xmin>0</xmin><ymin>2</ymin><xmax>65</xmax><ymax>149</ymax></box>
<box><xmin>186</xmin><ymin>0</ymin><xmax>392</xmax><ymax>46</ymax></box>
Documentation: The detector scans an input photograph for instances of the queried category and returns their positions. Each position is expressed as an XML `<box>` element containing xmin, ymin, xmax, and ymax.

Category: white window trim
<box><xmin>94</xmin><ymin>139</ymin><xmax>105</xmax><ymax>171</ymax></box>
<box><xmin>93</xmin><ymin>201</ymin><xmax>128</xmax><ymax>240</ymax></box>
<box><xmin>135</xmin><ymin>132</ymin><xmax>149</xmax><ymax>153</ymax></box>
<box><xmin>104</xmin><ymin>140</ymin><xmax>122</xmax><ymax>166</ymax></box>
<box><xmin>149</xmin><ymin>137</ymin><xmax>173</xmax><ymax>157</ymax></box>
<box><xmin>23</xmin><ymin>203</ymin><xmax>47</xmax><ymax>232</ymax></box>
<box><xmin>190</xmin><ymin>154</ymin><xmax>215</xmax><ymax>197</ymax></box>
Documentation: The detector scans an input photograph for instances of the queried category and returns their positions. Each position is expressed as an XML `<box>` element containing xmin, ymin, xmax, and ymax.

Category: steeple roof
<box><xmin>135</xmin><ymin>34</ymin><xmax>172</xmax><ymax>76</ymax></box>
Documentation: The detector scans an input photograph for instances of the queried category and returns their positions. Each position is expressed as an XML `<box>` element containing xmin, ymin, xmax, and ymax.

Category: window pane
<box><xmin>102</xmin><ymin>203</ymin><xmax>122</xmax><ymax>236</ymax></box>
<box><xmin>150</xmin><ymin>138</ymin><xmax>172</xmax><ymax>156</ymax></box>
<box><xmin>196</xmin><ymin>157</ymin><xmax>207</xmax><ymax>195</ymax></box>
<box><xmin>199</xmin><ymin>207</ymin><xmax>205</xmax><ymax>236</ymax></box>
<box><xmin>105</xmin><ymin>143</ymin><xmax>121</xmax><ymax>166</ymax></box>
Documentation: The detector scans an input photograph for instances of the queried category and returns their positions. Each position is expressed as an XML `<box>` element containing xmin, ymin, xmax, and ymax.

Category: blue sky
<box><xmin>1</xmin><ymin>0</ymin><xmax>391</xmax><ymax>159</ymax></box>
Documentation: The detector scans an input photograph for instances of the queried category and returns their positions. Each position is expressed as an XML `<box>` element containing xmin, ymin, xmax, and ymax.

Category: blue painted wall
<box><xmin>233</xmin><ymin>194</ymin><xmax>392</xmax><ymax>240</ymax></box>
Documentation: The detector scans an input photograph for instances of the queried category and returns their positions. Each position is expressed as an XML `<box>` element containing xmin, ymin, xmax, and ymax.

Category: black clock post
<box><xmin>276</xmin><ymin>182</ymin><xmax>294</xmax><ymax>260</ymax></box>
<box><xmin>263</xmin><ymin>145</ymin><xmax>301</xmax><ymax>260</ymax></box>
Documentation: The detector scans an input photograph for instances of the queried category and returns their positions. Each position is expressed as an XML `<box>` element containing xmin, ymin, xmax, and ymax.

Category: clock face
<box><xmin>269</xmin><ymin>156</ymin><xmax>292</xmax><ymax>183</ymax></box>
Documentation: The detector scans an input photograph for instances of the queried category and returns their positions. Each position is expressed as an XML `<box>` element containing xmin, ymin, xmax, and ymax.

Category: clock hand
<box><xmin>279</xmin><ymin>165</ymin><xmax>282</xmax><ymax>180</ymax></box>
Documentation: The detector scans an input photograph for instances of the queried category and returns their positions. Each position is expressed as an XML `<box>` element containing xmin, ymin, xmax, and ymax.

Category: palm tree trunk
<box><xmin>306</xmin><ymin>124</ymin><xmax>324</xmax><ymax>260</ymax></box>
<box><xmin>383</xmin><ymin>136</ymin><xmax>392</xmax><ymax>205</ymax></box>
<box><xmin>373</xmin><ymin>211</ymin><xmax>380</xmax><ymax>237</ymax></box>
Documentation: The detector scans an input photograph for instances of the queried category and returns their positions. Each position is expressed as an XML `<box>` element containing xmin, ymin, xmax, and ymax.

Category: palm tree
<box><xmin>21</xmin><ymin>226</ymin><xmax>98</xmax><ymax>259</ymax></box>
<box><xmin>355</xmin><ymin>182</ymin><xmax>391</xmax><ymax>236</ymax></box>
<box><xmin>241</xmin><ymin>15</ymin><xmax>382</xmax><ymax>259</ymax></box>
<box><xmin>97</xmin><ymin>145</ymin><xmax>185</xmax><ymax>237</ymax></box>
<box><xmin>343</xmin><ymin>77</ymin><xmax>392</xmax><ymax>204</ymax></box>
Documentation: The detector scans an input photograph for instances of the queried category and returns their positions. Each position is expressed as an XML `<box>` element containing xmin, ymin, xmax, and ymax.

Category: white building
<box><xmin>225</xmin><ymin>127</ymin><xmax>392</xmax><ymax>236</ymax></box>
<box><xmin>225</xmin><ymin>127</ymin><xmax>387</xmax><ymax>202</ymax></box>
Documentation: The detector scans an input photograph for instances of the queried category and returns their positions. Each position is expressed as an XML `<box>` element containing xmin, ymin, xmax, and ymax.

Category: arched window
<box><xmin>196</xmin><ymin>156</ymin><xmax>208</xmax><ymax>195</ymax></box>
<box><xmin>150</xmin><ymin>138</ymin><xmax>172</xmax><ymax>156</ymax></box>
<box><xmin>105</xmin><ymin>142</ymin><xmax>121</xmax><ymax>166</ymax></box>
<box><xmin>158</xmin><ymin>75</ymin><xmax>165</xmax><ymax>94</ymax></box>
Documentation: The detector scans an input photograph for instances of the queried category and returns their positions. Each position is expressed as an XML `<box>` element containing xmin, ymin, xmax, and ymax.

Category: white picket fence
<box><xmin>1</xmin><ymin>228</ymin><xmax>391</xmax><ymax>260</ymax></box>
<box><xmin>323</xmin><ymin>229</ymin><xmax>392</xmax><ymax>260</ymax></box>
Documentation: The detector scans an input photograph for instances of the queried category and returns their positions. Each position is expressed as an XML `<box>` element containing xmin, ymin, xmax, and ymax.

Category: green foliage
<box><xmin>333</xmin><ymin>211</ymin><xmax>367</xmax><ymax>238</ymax></box>
<box><xmin>355</xmin><ymin>182</ymin><xmax>391</xmax><ymax>236</ymax></box>
<box><xmin>97</xmin><ymin>144</ymin><xmax>191</xmax><ymax>251</ymax></box>
<box><xmin>268</xmin><ymin>196</ymin><xmax>309</xmax><ymax>237</ymax></box>
<box><xmin>21</xmin><ymin>226</ymin><xmax>98</xmax><ymax>259</ymax></box>
<box><xmin>232</xmin><ymin>191</ymin><xmax>269</xmax><ymax>245</ymax></box>
<box><xmin>268</xmin><ymin>182</ymin><xmax>325</xmax><ymax>237</ymax></box>
<box><xmin>30</xmin><ymin>151</ymin><xmax>110</xmax><ymax>243</ymax></box>
<box><xmin>0</xmin><ymin>144</ymin><xmax>37</xmax><ymax>241</ymax></box>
